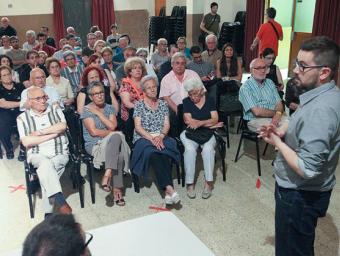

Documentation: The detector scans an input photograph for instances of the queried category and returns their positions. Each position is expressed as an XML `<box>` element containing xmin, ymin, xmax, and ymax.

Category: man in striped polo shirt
<box><xmin>239</xmin><ymin>58</ymin><xmax>284</xmax><ymax>131</ymax></box>
<box><xmin>17</xmin><ymin>86</ymin><xmax>71</xmax><ymax>217</ymax></box>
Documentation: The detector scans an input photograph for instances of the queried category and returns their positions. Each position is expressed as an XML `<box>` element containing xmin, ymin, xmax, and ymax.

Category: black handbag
<box><xmin>185</xmin><ymin>127</ymin><xmax>214</xmax><ymax>145</ymax></box>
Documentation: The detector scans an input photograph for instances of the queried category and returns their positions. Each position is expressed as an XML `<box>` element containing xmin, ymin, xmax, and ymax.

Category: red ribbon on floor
<box><xmin>149</xmin><ymin>205</ymin><xmax>170</xmax><ymax>212</ymax></box>
<box><xmin>256</xmin><ymin>178</ymin><xmax>261</xmax><ymax>189</ymax></box>
<box><xmin>8</xmin><ymin>184</ymin><xmax>26</xmax><ymax>193</ymax></box>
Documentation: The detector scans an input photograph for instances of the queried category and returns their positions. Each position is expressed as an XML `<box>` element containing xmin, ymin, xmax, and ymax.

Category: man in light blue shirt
<box><xmin>258</xmin><ymin>36</ymin><xmax>340</xmax><ymax>256</ymax></box>
<box><xmin>20</xmin><ymin>68</ymin><xmax>63</xmax><ymax>111</ymax></box>
<box><xmin>239</xmin><ymin>58</ymin><xmax>283</xmax><ymax>131</ymax></box>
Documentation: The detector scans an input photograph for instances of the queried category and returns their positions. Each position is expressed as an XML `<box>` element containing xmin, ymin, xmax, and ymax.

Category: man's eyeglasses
<box><xmin>84</xmin><ymin>232</ymin><xmax>93</xmax><ymax>249</ymax></box>
<box><xmin>253</xmin><ymin>66</ymin><xmax>267</xmax><ymax>71</ymax></box>
<box><xmin>91</xmin><ymin>91</ymin><xmax>104</xmax><ymax>97</ymax></box>
<box><xmin>295</xmin><ymin>59</ymin><xmax>326</xmax><ymax>72</ymax></box>
<box><xmin>29</xmin><ymin>95</ymin><xmax>49</xmax><ymax>102</ymax></box>
<box><xmin>34</xmin><ymin>76</ymin><xmax>45</xmax><ymax>80</ymax></box>
<box><xmin>65</xmin><ymin>57</ymin><xmax>75</xmax><ymax>61</ymax></box>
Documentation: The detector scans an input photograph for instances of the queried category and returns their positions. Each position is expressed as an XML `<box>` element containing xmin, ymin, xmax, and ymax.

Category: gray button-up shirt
<box><xmin>274</xmin><ymin>81</ymin><xmax>340</xmax><ymax>191</ymax></box>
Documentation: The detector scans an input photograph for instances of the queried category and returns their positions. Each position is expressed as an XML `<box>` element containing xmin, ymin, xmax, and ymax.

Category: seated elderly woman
<box><xmin>0</xmin><ymin>65</ymin><xmax>25</xmax><ymax>159</ymax></box>
<box><xmin>81</xmin><ymin>81</ymin><xmax>130</xmax><ymax>206</ymax></box>
<box><xmin>131</xmin><ymin>75</ymin><xmax>181</xmax><ymax>205</ymax></box>
<box><xmin>77</xmin><ymin>66</ymin><xmax>119</xmax><ymax>114</ymax></box>
<box><xmin>180</xmin><ymin>78</ymin><xmax>223</xmax><ymax>199</ymax></box>
<box><xmin>119</xmin><ymin>56</ymin><xmax>147</xmax><ymax>144</ymax></box>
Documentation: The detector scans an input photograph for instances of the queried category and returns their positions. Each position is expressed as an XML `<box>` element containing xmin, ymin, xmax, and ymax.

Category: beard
<box><xmin>294</xmin><ymin>74</ymin><xmax>318</xmax><ymax>91</ymax></box>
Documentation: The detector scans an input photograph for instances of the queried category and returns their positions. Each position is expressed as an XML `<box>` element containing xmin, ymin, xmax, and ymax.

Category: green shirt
<box><xmin>202</xmin><ymin>13</ymin><xmax>221</xmax><ymax>35</ymax></box>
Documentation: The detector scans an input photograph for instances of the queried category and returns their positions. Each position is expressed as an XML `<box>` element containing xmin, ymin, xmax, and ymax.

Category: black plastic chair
<box><xmin>234</xmin><ymin>120</ymin><xmax>269</xmax><ymax>176</ymax></box>
<box><xmin>24</xmin><ymin>129</ymin><xmax>82</xmax><ymax>218</ymax></box>
<box><xmin>216</xmin><ymin>80</ymin><xmax>243</xmax><ymax>148</ymax></box>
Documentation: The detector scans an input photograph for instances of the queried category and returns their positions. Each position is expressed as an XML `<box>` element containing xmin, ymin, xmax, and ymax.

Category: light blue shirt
<box><xmin>239</xmin><ymin>76</ymin><xmax>281</xmax><ymax>120</ymax></box>
<box><xmin>20</xmin><ymin>85</ymin><xmax>63</xmax><ymax>111</ymax></box>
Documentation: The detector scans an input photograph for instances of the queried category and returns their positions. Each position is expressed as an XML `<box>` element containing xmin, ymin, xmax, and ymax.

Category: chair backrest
<box><xmin>217</xmin><ymin>80</ymin><xmax>243</xmax><ymax>114</ymax></box>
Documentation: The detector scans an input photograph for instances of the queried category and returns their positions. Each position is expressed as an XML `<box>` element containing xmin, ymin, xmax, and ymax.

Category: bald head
<box><xmin>30</xmin><ymin>68</ymin><xmax>46</xmax><ymax>87</ymax></box>
<box><xmin>1</xmin><ymin>17</ymin><xmax>9</xmax><ymax>28</ymax></box>
<box><xmin>250</xmin><ymin>58</ymin><xmax>268</xmax><ymax>81</ymax></box>
<box><xmin>27</xmin><ymin>86</ymin><xmax>48</xmax><ymax>112</ymax></box>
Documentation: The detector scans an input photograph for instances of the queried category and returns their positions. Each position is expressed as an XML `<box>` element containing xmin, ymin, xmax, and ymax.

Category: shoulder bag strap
<box><xmin>268</xmin><ymin>21</ymin><xmax>280</xmax><ymax>40</ymax></box>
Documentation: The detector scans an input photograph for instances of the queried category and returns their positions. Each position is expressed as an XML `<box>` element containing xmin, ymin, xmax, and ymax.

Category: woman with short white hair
<box><xmin>180</xmin><ymin>78</ymin><xmax>223</xmax><ymax>199</ymax></box>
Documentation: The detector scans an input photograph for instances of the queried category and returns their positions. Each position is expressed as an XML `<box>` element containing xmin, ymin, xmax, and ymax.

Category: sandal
<box><xmin>101</xmin><ymin>175</ymin><xmax>112</xmax><ymax>192</ymax></box>
<box><xmin>114</xmin><ymin>189</ymin><xmax>126</xmax><ymax>206</ymax></box>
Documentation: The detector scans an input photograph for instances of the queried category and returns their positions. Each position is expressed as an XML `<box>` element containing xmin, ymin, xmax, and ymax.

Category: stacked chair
<box><xmin>148</xmin><ymin>6</ymin><xmax>186</xmax><ymax>49</ymax></box>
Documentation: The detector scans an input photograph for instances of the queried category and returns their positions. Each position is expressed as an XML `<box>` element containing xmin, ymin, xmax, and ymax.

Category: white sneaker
<box><xmin>164</xmin><ymin>191</ymin><xmax>180</xmax><ymax>205</ymax></box>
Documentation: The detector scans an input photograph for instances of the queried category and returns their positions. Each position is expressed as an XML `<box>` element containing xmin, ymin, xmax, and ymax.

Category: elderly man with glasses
<box><xmin>239</xmin><ymin>58</ymin><xmax>285</xmax><ymax>132</ymax></box>
<box><xmin>20</xmin><ymin>68</ymin><xmax>62</xmax><ymax>111</ymax></box>
<box><xmin>17</xmin><ymin>86</ymin><xmax>72</xmax><ymax>217</ymax></box>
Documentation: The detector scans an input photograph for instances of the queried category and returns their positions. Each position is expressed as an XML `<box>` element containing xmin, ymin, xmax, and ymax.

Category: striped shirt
<box><xmin>60</xmin><ymin>64</ymin><xmax>84</xmax><ymax>94</ymax></box>
<box><xmin>17</xmin><ymin>105</ymin><xmax>69</xmax><ymax>158</ymax></box>
<box><xmin>239</xmin><ymin>76</ymin><xmax>281</xmax><ymax>121</ymax></box>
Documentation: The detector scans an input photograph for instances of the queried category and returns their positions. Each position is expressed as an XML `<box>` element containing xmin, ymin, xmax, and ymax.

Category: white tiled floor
<box><xmin>0</xmin><ymin>131</ymin><xmax>339</xmax><ymax>255</ymax></box>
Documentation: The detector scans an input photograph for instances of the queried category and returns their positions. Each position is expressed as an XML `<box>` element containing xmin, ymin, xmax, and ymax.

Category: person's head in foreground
<box><xmin>22</xmin><ymin>214</ymin><xmax>91</xmax><ymax>256</ymax></box>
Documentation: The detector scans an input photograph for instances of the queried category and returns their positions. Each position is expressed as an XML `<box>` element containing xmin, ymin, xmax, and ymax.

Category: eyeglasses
<box><xmin>65</xmin><ymin>57</ymin><xmax>75</xmax><ymax>61</ymax></box>
<box><xmin>29</xmin><ymin>95</ymin><xmax>49</xmax><ymax>102</ymax></box>
<box><xmin>83</xmin><ymin>232</ymin><xmax>93</xmax><ymax>249</ymax></box>
<box><xmin>34</xmin><ymin>76</ymin><xmax>45</xmax><ymax>80</ymax></box>
<box><xmin>264</xmin><ymin>56</ymin><xmax>275</xmax><ymax>60</ymax></box>
<box><xmin>295</xmin><ymin>59</ymin><xmax>326</xmax><ymax>72</ymax></box>
<box><xmin>144</xmin><ymin>85</ymin><xmax>157</xmax><ymax>91</ymax></box>
<box><xmin>91</xmin><ymin>91</ymin><xmax>104</xmax><ymax>97</ymax></box>
<box><xmin>253</xmin><ymin>66</ymin><xmax>267</xmax><ymax>71</ymax></box>
<box><xmin>188</xmin><ymin>91</ymin><xmax>203</xmax><ymax>98</ymax></box>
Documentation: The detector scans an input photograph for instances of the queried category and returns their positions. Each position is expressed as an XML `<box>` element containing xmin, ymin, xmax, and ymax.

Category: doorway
<box><xmin>269</xmin><ymin>0</ymin><xmax>316</xmax><ymax>77</ymax></box>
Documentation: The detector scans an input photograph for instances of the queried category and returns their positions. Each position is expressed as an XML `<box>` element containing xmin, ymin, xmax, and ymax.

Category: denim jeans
<box><xmin>275</xmin><ymin>183</ymin><xmax>332</xmax><ymax>256</ymax></box>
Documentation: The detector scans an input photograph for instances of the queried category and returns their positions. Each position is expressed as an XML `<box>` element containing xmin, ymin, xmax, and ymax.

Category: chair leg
<box><xmin>225</xmin><ymin>117</ymin><xmax>230</xmax><ymax>148</ymax></box>
<box><xmin>25</xmin><ymin>171</ymin><xmax>34</xmax><ymax>218</ymax></box>
<box><xmin>234</xmin><ymin>133</ymin><xmax>244</xmax><ymax>162</ymax></box>
<box><xmin>76</xmin><ymin>161</ymin><xmax>84</xmax><ymax>208</ymax></box>
<box><xmin>87</xmin><ymin>161</ymin><xmax>95</xmax><ymax>204</ymax></box>
<box><xmin>263</xmin><ymin>143</ymin><xmax>269</xmax><ymax>156</ymax></box>
<box><xmin>132</xmin><ymin>173</ymin><xmax>140</xmax><ymax>193</ymax></box>
<box><xmin>175</xmin><ymin>163</ymin><xmax>181</xmax><ymax>185</ymax></box>
<box><xmin>181</xmin><ymin>155</ymin><xmax>185</xmax><ymax>187</ymax></box>
<box><xmin>221</xmin><ymin>146</ymin><xmax>226</xmax><ymax>182</ymax></box>
<box><xmin>255</xmin><ymin>139</ymin><xmax>262</xmax><ymax>176</ymax></box>
<box><xmin>236</xmin><ymin>117</ymin><xmax>243</xmax><ymax>134</ymax></box>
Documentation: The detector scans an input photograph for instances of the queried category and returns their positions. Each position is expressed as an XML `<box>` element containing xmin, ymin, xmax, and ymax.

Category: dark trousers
<box><xmin>0</xmin><ymin>110</ymin><xmax>20</xmax><ymax>153</ymax></box>
<box><xmin>149</xmin><ymin>153</ymin><xmax>173</xmax><ymax>190</ymax></box>
<box><xmin>275</xmin><ymin>183</ymin><xmax>332</xmax><ymax>256</ymax></box>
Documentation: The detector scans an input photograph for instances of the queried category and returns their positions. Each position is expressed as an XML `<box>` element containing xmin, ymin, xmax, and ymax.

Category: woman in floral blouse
<box><xmin>131</xmin><ymin>75</ymin><xmax>181</xmax><ymax>205</ymax></box>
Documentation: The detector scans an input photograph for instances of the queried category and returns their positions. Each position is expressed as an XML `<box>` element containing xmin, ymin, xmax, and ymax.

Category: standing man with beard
<box><xmin>258</xmin><ymin>36</ymin><xmax>340</xmax><ymax>256</ymax></box>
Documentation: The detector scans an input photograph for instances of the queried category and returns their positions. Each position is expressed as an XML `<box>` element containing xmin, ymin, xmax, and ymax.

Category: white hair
<box><xmin>205</xmin><ymin>34</ymin><xmax>217</xmax><ymax>43</ymax></box>
<box><xmin>136</xmin><ymin>48</ymin><xmax>148</xmax><ymax>55</ymax></box>
<box><xmin>157</xmin><ymin>38</ymin><xmax>167</xmax><ymax>45</ymax></box>
<box><xmin>171</xmin><ymin>52</ymin><xmax>186</xmax><ymax>65</ymax></box>
<box><xmin>140</xmin><ymin>75</ymin><xmax>159</xmax><ymax>91</ymax></box>
<box><xmin>26</xmin><ymin>30</ymin><xmax>36</xmax><ymax>37</ymax></box>
<box><xmin>183</xmin><ymin>78</ymin><xmax>205</xmax><ymax>92</ymax></box>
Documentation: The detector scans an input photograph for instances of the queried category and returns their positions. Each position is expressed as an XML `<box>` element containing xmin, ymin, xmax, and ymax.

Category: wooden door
<box><xmin>155</xmin><ymin>0</ymin><xmax>166</xmax><ymax>17</ymax></box>
<box><xmin>63</xmin><ymin>0</ymin><xmax>92</xmax><ymax>45</ymax></box>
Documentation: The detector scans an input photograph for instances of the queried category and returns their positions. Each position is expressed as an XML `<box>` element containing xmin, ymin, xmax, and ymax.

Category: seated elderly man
<box><xmin>20</xmin><ymin>67</ymin><xmax>62</xmax><ymax>111</ymax></box>
<box><xmin>239</xmin><ymin>58</ymin><xmax>285</xmax><ymax>132</ymax></box>
<box><xmin>17</xmin><ymin>86</ymin><xmax>71</xmax><ymax>217</ymax></box>
<box><xmin>159</xmin><ymin>52</ymin><xmax>201</xmax><ymax>136</ymax></box>
<box><xmin>159</xmin><ymin>52</ymin><xmax>201</xmax><ymax>114</ymax></box>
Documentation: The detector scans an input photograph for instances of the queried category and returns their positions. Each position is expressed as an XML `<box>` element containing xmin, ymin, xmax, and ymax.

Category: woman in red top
<box><xmin>119</xmin><ymin>57</ymin><xmax>147</xmax><ymax>144</ymax></box>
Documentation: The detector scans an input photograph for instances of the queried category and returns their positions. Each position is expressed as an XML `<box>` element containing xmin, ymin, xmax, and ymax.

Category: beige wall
<box><xmin>114</xmin><ymin>0</ymin><xmax>154</xmax><ymax>16</ymax></box>
<box><xmin>0</xmin><ymin>0</ymin><xmax>53</xmax><ymax>16</ymax></box>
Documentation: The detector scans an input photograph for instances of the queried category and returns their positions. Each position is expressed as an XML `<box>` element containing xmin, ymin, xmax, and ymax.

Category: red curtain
<box><xmin>243</xmin><ymin>0</ymin><xmax>265</xmax><ymax>72</ymax></box>
<box><xmin>53</xmin><ymin>0</ymin><xmax>65</xmax><ymax>44</ymax></box>
<box><xmin>91</xmin><ymin>0</ymin><xmax>116</xmax><ymax>39</ymax></box>
<box><xmin>312</xmin><ymin>0</ymin><xmax>340</xmax><ymax>45</ymax></box>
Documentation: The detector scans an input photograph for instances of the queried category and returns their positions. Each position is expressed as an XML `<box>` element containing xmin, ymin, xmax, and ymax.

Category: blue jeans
<box><xmin>275</xmin><ymin>183</ymin><xmax>332</xmax><ymax>256</ymax></box>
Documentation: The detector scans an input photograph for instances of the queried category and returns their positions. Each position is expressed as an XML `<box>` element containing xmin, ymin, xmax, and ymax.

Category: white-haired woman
<box><xmin>180</xmin><ymin>78</ymin><xmax>223</xmax><ymax>199</ymax></box>
<box><xmin>131</xmin><ymin>75</ymin><xmax>181</xmax><ymax>205</ymax></box>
